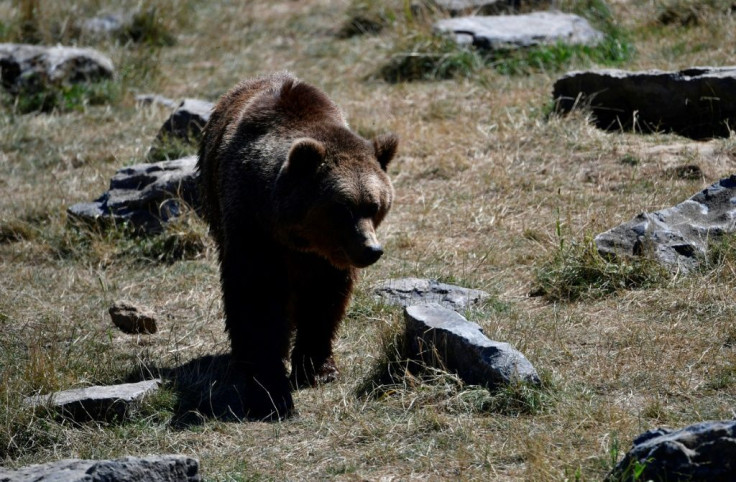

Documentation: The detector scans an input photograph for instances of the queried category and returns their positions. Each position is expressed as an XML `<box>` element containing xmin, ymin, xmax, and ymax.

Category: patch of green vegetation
<box><xmin>5</xmin><ymin>80</ymin><xmax>121</xmax><ymax>114</ymax></box>
<box><xmin>655</xmin><ymin>0</ymin><xmax>735</xmax><ymax>26</ymax></box>
<box><xmin>379</xmin><ymin>31</ymin><xmax>484</xmax><ymax>82</ymax></box>
<box><xmin>0</xmin><ymin>209</ymin><xmax>52</xmax><ymax>243</ymax></box>
<box><xmin>337</xmin><ymin>0</ymin><xmax>399</xmax><ymax>38</ymax></box>
<box><xmin>50</xmin><ymin>212</ymin><xmax>207</xmax><ymax>266</ymax></box>
<box><xmin>119</xmin><ymin>7</ymin><xmax>176</xmax><ymax>47</ymax></box>
<box><xmin>533</xmin><ymin>236</ymin><xmax>670</xmax><ymax>302</ymax></box>
<box><xmin>146</xmin><ymin>133</ymin><xmax>199</xmax><ymax>162</ymax></box>
<box><xmin>379</xmin><ymin>19</ymin><xmax>633</xmax><ymax>81</ymax></box>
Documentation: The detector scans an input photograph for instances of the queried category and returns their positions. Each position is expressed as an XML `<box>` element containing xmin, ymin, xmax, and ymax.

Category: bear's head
<box><xmin>274</xmin><ymin>127</ymin><xmax>397</xmax><ymax>269</ymax></box>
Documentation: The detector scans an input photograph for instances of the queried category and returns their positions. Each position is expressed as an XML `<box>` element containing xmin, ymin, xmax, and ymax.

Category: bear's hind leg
<box><xmin>287</xmin><ymin>253</ymin><xmax>354</xmax><ymax>388</ymax></box>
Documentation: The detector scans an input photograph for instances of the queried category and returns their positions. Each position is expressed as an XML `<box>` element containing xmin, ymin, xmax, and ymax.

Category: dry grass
<box><xmin>2</xmin><ymin>0</ymin><xmax>736</xmax><ymax>479</ymax></box>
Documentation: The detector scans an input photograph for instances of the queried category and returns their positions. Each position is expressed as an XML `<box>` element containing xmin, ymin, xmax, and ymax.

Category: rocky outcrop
<box><xmin>24</xmin><ymin>379</ymin><xmax>161</xmax><ymax>422</ymax></box>
<box><xmin>553</xmin><ymin>67</ymin><xmax>736</xmax><ymax>139</ymax></box>
<box><xmin>109</xmin><ymin>301</ymin><xmax>157</xmax><ymax>334</ymax></box>
<box><xmin>149</xmin><ymin>98</ymin><xmax>213</xmax><ymax>158</ymax></box>
<box><xmin>67</xmin><ymin>156</ymin><xmax>199</xmax><ymax>234</ymax></box>
<box><xmin>595</xmin><ymin>176</ymin><xmax>736</xmax><ymax>273</ymax></box>
<box><xmin>435</xmin><ymin>11</ymin><xmax>603</xmax><ymax>49</ymax></box>
<box><xmin>0</xmin><ymin>455</ymin><xmax>200</xmax><ymax>482</ymax></box>
<box><xmin>431</xmin><ymin>0</ymin><xmax>548</xmax><ymax>15</ymax></box>
<box><xmin>404</xmin><ymin>303</ymin><xmax>539</xmax><ymax>387</ymax></box>
<box><xmin>0</xmin><ymin>43</ymin><xmax>114</xmax><ymax>94</ymax></box>
<box><xmin>607</xmin><ymin>421</ymin><xmax>736</xmax><ymax>481</ymax></box>
<box><xmin>375</xmin><ymin>278</ymin><xmax>489</xmax><ymax>312</ymax></box>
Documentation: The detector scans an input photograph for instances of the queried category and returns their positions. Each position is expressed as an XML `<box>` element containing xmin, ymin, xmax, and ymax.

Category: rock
<box><xmin>434</xmin><ymin>11</ymin><xmax>603</xmax><ymax>50</ymax></box>
<box><xmin>607</xmin><ymin>421</ymin><xmax>736</xmax><ymax>481</ymax></box>
<box><xmin>24</xmin><ymin>379</ymin><xmax>161</xmax><ymax>422</ymax></box>
<box><xmin>148</xmin><ymin>99</ymin><xmax>213</xmax><ymax>161</ymax></box>
<box><xmin>81</xmin><ymin>13</ymin><xmax>127</xmax><ymax>37</ymax></box>
<box><xmin>157</xmin><ymin>98</ymin><xmax>214</xmax><ymax>144</ymax></box>
<box><xmin>553</xmin><ymin>67</ymin><xmax>736</xmax><ymax>139</ymax></box>
<box><xmin>595</xmin><ymin>175</ymin><xmax>736</xmax><ymax>273</ymax></box>
<box><xmin>0</xmin><ymin>43</ymin><xmax>114</xmax><ymax>94</ymax></box>
<box><xmin>67</xmin><ymin>156</ymin><xmax>199</xmax><ymax>234</ymax></box>
<box><xmin>135</xmin><ymin>93</ymin><xmax>178</xmax><ymax>109</ymax></box>
<box><xmin>404</xmin><ymin>303</ymin><xmax>540</xmax><ymax>387</ymax></box>
<box><xmin>0</xmin><ymin>455</ymin><xmax>200</xmax><ymax>482</ymax></box>
<box><xmin>431</xmin><ymin>0</ymin><xmax>550</xmax><ymax>15</ymax></box>
<box><xmin>374</xmin><ymin>278</ymin><xmax>489</xmax><ymax>311</ymax></box>
<box><xmin>109</xmin><ymin>301</ymin><xmax>157</xmax><ymax>334</ymax></box>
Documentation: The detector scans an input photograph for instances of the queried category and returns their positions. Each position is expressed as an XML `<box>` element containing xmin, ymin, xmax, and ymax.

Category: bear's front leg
<box><xmin>221</xmin><ymin>240</ymin><xmax>294</xmax><ymax>420</ymax></box>
<box><xmin>287</xmin><ymin>253</ymin><xmax>355</xmax><ymax>388</ymax></box>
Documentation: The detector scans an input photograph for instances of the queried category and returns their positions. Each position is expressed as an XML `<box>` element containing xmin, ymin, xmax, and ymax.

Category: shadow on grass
<box><xmin>155</xmin><ymin>353</ymin><xmax>252</xmax><ymax>427</ymax></box>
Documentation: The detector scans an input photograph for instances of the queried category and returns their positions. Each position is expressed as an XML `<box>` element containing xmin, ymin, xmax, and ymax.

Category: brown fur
<box><xmin>197</xmin><ymin>73</ymin><xmax>397</xmax><ymax>420</ymax></box>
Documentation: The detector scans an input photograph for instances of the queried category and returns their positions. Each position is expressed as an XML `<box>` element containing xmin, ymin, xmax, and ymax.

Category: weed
<box><xmin>119</xmin><ymin>7</ymin><xmax>176</xmax><ymax>47</ymax></box>
<box><xmin>5</xmin><ymin>80</ymin><xmax>121</xmax><ymax>114</ymax></box>
<box><xmin>655</xmin><ymin>0</ymin><xmax>735</xmax><ymax>26</ymax></box>
<box><xmin>533</xmin><ymin>236</ymin><xmax>670</xmax><ymax>302</ymax></box>
<box><xmin>337</xmin><ymin>0</ymin><xmax>399</xmax><ymax>38</ymax></box>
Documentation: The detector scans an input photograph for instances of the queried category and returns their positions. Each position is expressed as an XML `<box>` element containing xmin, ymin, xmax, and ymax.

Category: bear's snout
<box><xmin>358</xmin><ymin>243</ymin><xmax>384</xmax><ymax>266</ymax></box>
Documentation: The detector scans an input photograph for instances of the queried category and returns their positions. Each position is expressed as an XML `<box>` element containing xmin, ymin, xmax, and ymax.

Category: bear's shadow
<box><xmin>152</xmin><ymin>353</ymin><xmax>256</xmax><ymax>427</ymax></box>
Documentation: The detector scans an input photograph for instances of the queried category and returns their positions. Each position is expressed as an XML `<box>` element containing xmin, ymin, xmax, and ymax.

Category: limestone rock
<box><xmin>374</xmin><ymin>278</ymin><xmax>489</xmax><ymax>311</ymax></box>
<box><xmin>0</xmin><ymin>455</ymin><xmax>200</xmax><ymax>482</ymax></box>
<box><xmin>157</xmin><ymin>98</ymin><xmax>213</xmax><ymax>144</ymax></box>
<box><xmin>553</xmin><ymin>67</ymin><xmax>736</xmax><ymax>139</ymax></box>
<box><xmin>607</xmin><ymin>421</ymin><xmax>736</xmax><ymax>481</ymax></box>
<box><xmin>81</xmin><ymin>13</ymin><xmax>128</xmax><ymax>37</ymax></box>
<box><xmin>24</xmin><ymin>379</ymin><xmax>161</xmax><ymax>422</ymax></box>
<box><xmin>135</xmin><ymin>93</ymin><xmax>178</xmax><ymax>109</ymax></box>
<box><xmin>0</xmin><ymin>43</ymin><xmax>114</xmax><ymax>94</ymax></box>
<box><xmin>434</xmin><ymin>11</ymin><xmax>603</xmax><ymax>49</ymax></box>
<box><xmin>67</xmin><ymin>156</ymin><xmax>199</xmax><ymax>234</ymax></box>
<box><xmin>595</xmin><ymin>175</ymin><xmax>736</xmax><ymax>273</ymax></box>
<box><xmin>109</xmin><ymin>301</ymin><xmax>157</xmax><ymax>334</ymax></box>
<box><xmin>404</xmin><ymin>303</ymin><xmax>540</xmax><ymax>387</ymax></box>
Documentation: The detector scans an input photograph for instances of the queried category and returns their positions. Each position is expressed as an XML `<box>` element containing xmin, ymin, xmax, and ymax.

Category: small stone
<box><xmin>24</xmin><ymin>379</ymin><xmax>161</xmax><ymax>422</ymax></box>
<box><xmin>0</xmin><ymin>455</ymin><xmax>200</xmax><ymax>482</ymax></box>
<box><xmin>404</xmin><ymin>303</ymin><xmax>540</xmax><ymax>387</ymax></box>
<box><xmin>109</xmin><ymin>301</ymin><xmax>157</xmax><ymax>334</ymax></box>
<box><xmin>607</xmin><ymin>420</ymin><xmax>736</xmax><ymax>481</ymax></box>
<box><xmin>374</xmin><ymin>278</ymin><xmax>489</xmax><ymax>312</ymax></box>
<box><xmin>157</xmin><ymin>98</ymin><xmax>214</xmax><ymax>144</ymax></box>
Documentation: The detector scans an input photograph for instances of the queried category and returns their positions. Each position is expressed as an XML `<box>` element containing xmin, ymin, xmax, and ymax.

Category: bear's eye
<box><xmin>360</xmin><ymin>203</ymin><xmax>380</xmax><ymax>218</ymax></box>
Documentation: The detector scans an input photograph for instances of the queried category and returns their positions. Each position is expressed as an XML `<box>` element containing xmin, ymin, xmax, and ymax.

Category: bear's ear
<box><xmin>284</xmin><ymin>137</ymin><xmax>326</xmax><ymax>175</ymax></box>
<box><xmin>373</xmin><ymin>133</ymin><xmax>398</xmax><ymax>171</ymax></box>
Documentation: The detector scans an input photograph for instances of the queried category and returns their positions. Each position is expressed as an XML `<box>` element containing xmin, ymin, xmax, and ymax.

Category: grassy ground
<box><xmin>1</xmin><ymin>0</ymin><xmax>736</xmax><ymax>479</ymax></box>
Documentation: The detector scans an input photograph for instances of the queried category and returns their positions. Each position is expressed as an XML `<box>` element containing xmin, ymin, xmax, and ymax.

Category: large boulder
<box><xmin>404</xmin><ymin>303</ymin><xmax>540</xmax><ymax>387</ymax></box>
<box><xmin>595</xmin><ymin>175</ymin><xmax>736</xmax><ymax>273</ymax></box>
<box><xmin>67</xmin><ymin>156</ymin><xmax>199</xmax><ymax>234</ymax></box>
<box><xmin>434</xmin><ymin>11</ymin><xmax>603</xmax><ymax>49</ymax></box>
<box><xmin>607</xmin><ymin>421</ymin><xmax>736</xmax><ymax>481</ymax></box>
<box><xmin>24</xmin><ymin>379</ymin><xmax>161</xmax><ymax>422</ymax></box>
<box><xmin>430</xmin><ymin>0</ymin><xmax>549</xmax><ymax>15</ymax></box>
<box><xmin>553</xmin><ymin>67</ymin><xmax>736</xmax><ymax>139</ymax></box>
<box><xmin>0</xmin><ymin>455</ymin><xmax>200</xmax><ymax>482</ymax></box>
<box><xmin>0</xmin><ymin>43</ymin><xmax>114</xmax><ymax>94</ymax></box>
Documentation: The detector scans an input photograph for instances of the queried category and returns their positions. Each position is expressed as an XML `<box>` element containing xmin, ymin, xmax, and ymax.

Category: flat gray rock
<box><xmin>109</xmin><ymin>301</ymin><xmax>157</xmax><ymax>334</ymax></box>
<box><xmin>0</xmin><ymin>455</ymin><xmax>200</xmax><ymax>482</ymax></box>
<box><xmin>374</xmin><ymin>278</ymin><xmax>489</xmax><ymax>311</ymax></box>
<box><xmin>24</xmin><ymin>379</ymin><xmax>161</xmax><ymax>422</ymax></box>
<box><xmin>0</xmin><ymin>43</ymin><xmax>114</xmax><ymax>94</ymax></box>
<box><xmin>404</xmin><ymin>303</ymin><xmax>539</xmax><ymax>387</ymax></box>
<box><xmin>435</xmin><ymin>11</ymin><xmax>603</xmax><ymax>49</ymax></box>
<box><xmin>607</xmin><ymin>421</ymin><xmax>736</xmax><ymax>481</ymax></box>
<box><xmin>67</xmin><ymin>156</ymin><xmax>199</xmax><ymax>234</ymax></box>
<box><xmin>595</xmin><ymin>175</ymin><xmax>736</xmax><ymax>273</ymax></box>
<box><xmin>554</xmin><ymin>67</ymin><xmax>736</xmax><ymax>139</ymax></box>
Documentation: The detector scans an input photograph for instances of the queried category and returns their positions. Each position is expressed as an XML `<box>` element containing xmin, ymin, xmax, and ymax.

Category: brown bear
<box><xmin>197</xmin><ymin>72</ymin><xmax>397</xmax><ymax>420</ymax></box>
